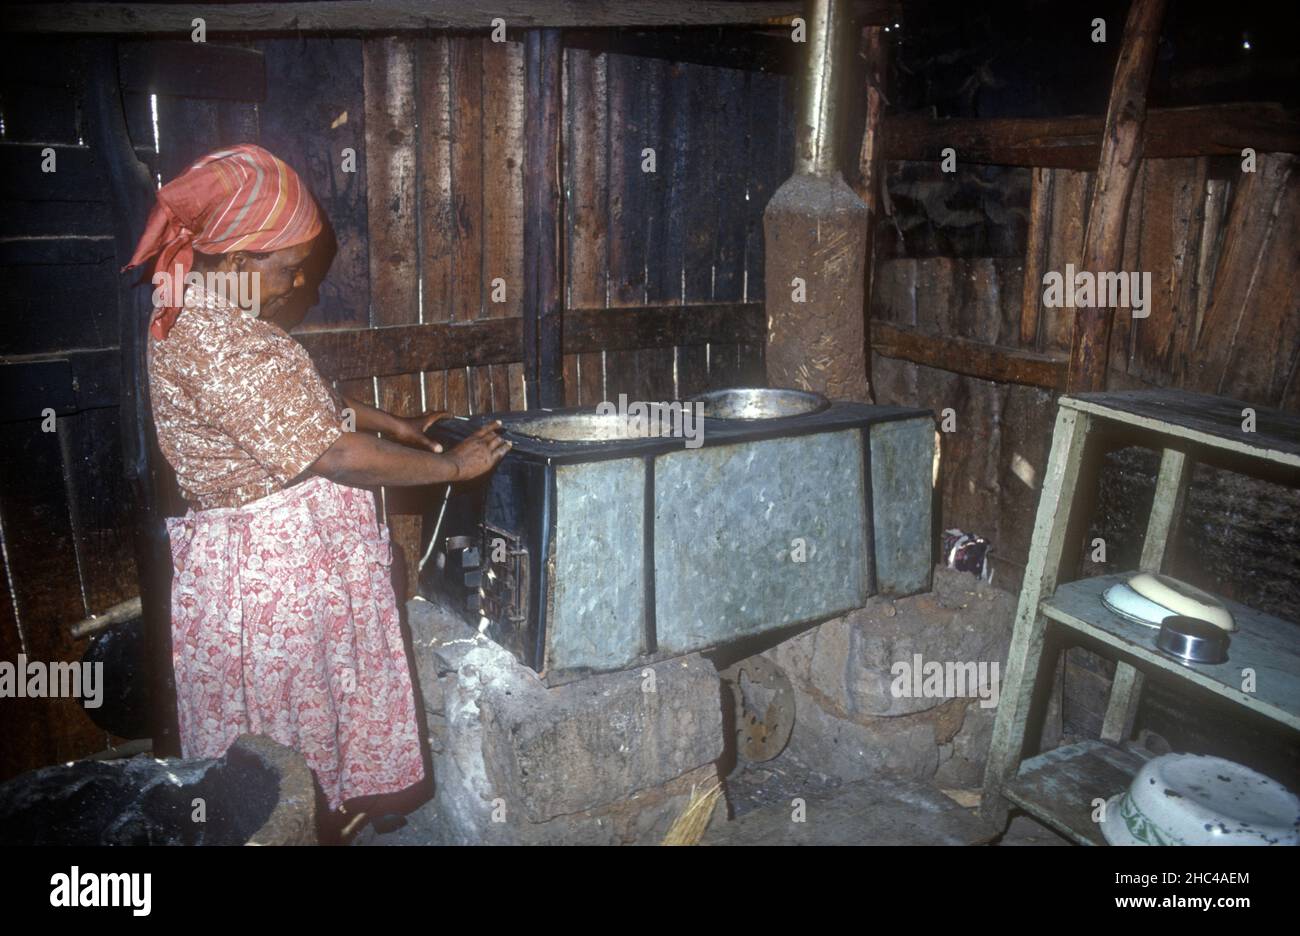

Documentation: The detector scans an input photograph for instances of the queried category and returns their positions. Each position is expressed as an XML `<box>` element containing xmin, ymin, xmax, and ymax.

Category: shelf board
<box><xmin>1042</xmin><ymin>573</ymin><xmax>1300</xmax><ymax>731</ymax></box>
<box><xmin>1004</xmin><ymin>740</ymin><xmax>1151</xmax><ymax>846</ymax></box>
<box><xmin>1061</xmin><ymin>390</ymin><xmax>1300</xmax><ymax>468</ymax></box>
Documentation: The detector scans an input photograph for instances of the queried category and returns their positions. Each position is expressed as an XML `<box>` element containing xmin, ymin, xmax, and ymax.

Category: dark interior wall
<box><xmin>0</xmin><ymin>31</ymin><xmax>794</xmax><ymax>780</ymax></box>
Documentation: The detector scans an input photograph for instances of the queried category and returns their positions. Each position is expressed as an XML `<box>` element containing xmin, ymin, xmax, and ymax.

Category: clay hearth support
<box><xmin>764</xmin><ymin>0</ymin><xmax>872</xmax><ymax>403</ymax></box>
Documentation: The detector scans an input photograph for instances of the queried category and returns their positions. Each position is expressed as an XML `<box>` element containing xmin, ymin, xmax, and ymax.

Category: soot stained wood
<box><xmin>416</xmin><ymin>35</ymin><xmax>455</xmax><ymax>416</ymax></box>
<box><xmin>604</xmin><ymin>53</ymin><xmax>649</xmax><ymax>402</ymax></box>
<box><xmin>1067</xmin><ymin>0</ymin><xmax>1167</xmax><ymax>393</ymax></box>
<box><xmin>298</xmin><ymin>304</ymin><xmax>765</xmax><ymax>382</ymax></box>
<box><xmin>260</xmin><ymin>36</ymin><xmax>369</xmax><ymax>330</ymax></box>
<box><xmin>482</xmin><ymin>38</ymin><xmax>525</xmax><ymax>414</ymax></box>
<box><xmin>363</xmin><ymin>35</ymin><xmax>422</xmax><ymax>598</ymax></box>
<box><xmin>564</xmin><ymin>46</ymin><xmax>609</xmax><ymax>408</ymax></box>
<box><xmin>639</xmin><ymin>56</ymin><xmax>681</xmax><ymax>402</ymax></box>
<box><xmin>522</xmin><ymin>30</ymin><xmax>563</xmax><ymax>409</ymax></box>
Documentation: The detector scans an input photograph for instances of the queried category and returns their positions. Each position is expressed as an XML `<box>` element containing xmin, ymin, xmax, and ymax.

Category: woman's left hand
<box><xmin>387</xmin><ymin>412</ymin><xmax>450</xmax><ymax>453</ymax></box>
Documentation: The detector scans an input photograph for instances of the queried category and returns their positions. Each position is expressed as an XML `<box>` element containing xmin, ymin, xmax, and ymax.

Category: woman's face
<box><xmin>234</xmin><ymin>240</ymin><xmax>316</xmax><ymax>329</ymax></box>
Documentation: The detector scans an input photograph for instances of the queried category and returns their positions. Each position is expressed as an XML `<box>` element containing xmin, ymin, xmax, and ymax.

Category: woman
<box><xmin>127</xmin><ymin>144</ymin><xmax>508</xmax><ymax>837</ymax></box>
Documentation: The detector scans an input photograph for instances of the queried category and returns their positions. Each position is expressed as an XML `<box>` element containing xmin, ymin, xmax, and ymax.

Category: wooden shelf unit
<box><xmin>980</xmin><ymin>389</ymin><xmax>1300</xmax><ymax>844</ymax></box>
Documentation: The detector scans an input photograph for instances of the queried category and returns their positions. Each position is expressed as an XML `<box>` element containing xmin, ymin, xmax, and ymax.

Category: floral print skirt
<box><xmin>166</xmin><ymin>475</ymin><xmax>425</xmax><ymax>811</ymax></box>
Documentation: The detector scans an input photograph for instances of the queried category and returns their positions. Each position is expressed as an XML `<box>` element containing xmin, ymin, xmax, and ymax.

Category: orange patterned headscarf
<box><xmin>126</xmin><ymin>144</ymin><xmax>322</xmax><ymax>339</ymax></box>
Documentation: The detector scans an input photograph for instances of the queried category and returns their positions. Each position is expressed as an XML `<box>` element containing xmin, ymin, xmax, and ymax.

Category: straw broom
<box><xmin>661</xmin><ymin>782</ymin><xmax>723</xmax><ymax>846</ymax></box>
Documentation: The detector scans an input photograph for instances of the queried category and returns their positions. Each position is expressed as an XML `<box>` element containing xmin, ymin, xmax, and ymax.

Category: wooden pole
<box><xmin>854</xmin><ymin>24</ymin><xmax>887</xmax><ymax>401</ymax></box>
<box><xmin>82</xmin><ymin>40</ymin><xmax>181</xmax><ymax>755</ymax></box>
<box><xmin>1066</xmin><ymin>0</ymin><xmax>1167</xmax><ymax>393</ymax></box>
<box><xmin>523</xmin><ymin>29</ymin><xmax>564</xmax><ymax>408</ymax></box>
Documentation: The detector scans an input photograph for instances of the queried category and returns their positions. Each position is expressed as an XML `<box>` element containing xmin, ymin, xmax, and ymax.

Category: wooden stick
<box><xmin>1019</xmin><ymin>168</ymin><xmax>1054</xmax><ymax>349</ymax></box>
<box><xmin>855</xmin><ymin>24</ymin><xmax>888</xmax><ymax>402</ymax></box>
<box><xmin>340</xmin><ymin>810</ymin><xmax>369</xmax><ymax>840</ymax></box>
<box><xmin>70</xmin><ymin>596</ymin><xmax>143</xmax><ymax>640</ymax></box>
<box><xmin>1066</xmin><ymin>0</ymin><xmax>1167</xmax><ymax>394</ymax></box>
<box><xmin>871</xmin><ymin>322</ymin><xmax>1068</xmax><ymax>390</ymax></box>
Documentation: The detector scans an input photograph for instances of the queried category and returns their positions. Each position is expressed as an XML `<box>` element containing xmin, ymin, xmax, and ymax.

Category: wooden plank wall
<box><xmin>872</xmin><ymin>153</ymin><xmax>1300</xmax><ymax>588</ymax></box>
<box><xmin>0</xmin><ymin>38</ymin><xmax>141</xmax><ymax>778</ymax></box>
<box><xmin>0</xmin><ymin>34</ymin><xmax>793</xmax><ymax>779</ymax></box>
<box><xmin>350</xmin><ymin>37</ymin><xmax>787</xmax><ymax>594</ymax></box>
<box><xmin>870</xmin><ymin>152</ymin><xmax>1300</xmax><ymax>741</ymax></box>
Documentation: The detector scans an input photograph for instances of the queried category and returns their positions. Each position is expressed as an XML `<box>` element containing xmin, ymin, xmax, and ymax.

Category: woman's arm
<box><xmin>341</xmin><ymin>394</ymin><xmax>449</xmax><ymax>453</ymax></box>
<box><xmin>311</xmin><ymin>421</ymin><xmax>509</xmax><ymax>487</ymax></box>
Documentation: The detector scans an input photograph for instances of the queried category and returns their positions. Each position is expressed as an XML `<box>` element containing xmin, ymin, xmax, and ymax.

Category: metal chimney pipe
<box><xmin>762</xmin><ymin>0</ymin><xmax>872</xmax><ymax>404</ymax></box>
<box><xmin>794</xmin><ymin>0</ymin><xmax>849</xmax><ymax>177</ymax></box>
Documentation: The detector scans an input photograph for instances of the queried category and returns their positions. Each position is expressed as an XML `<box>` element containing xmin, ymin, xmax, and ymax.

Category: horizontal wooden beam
<box><xmin>870</xmin><ymin>321</ymin><xmax>1068</xmax><ymax>390</ymax></box>
<box><xmin>882</xmin><ymin>104</ymin><xmax>1300</xmax><ymax>169</ymax></box>
<box><xmin>564</xmin><ymin>27</ymin><xmax>797</xmax><ymax>74</ymax></box>
<box><xmin>297</xmin><ymin>302</ymin><xmax>765</xmax><ymax>382</ymax></box>
<box><xmin>9</xmin><ymin>1</ymin><xmax>899</xmax><ymax>34</ymax></box>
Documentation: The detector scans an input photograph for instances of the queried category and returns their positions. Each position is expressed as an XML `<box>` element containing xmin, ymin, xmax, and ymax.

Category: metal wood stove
<box><xmin>419</xmin><ymin>390</ymin><xmax>934</xmax><ymax>683</ymax></box>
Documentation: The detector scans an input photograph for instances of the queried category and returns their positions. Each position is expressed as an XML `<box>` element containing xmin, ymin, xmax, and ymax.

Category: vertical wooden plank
<box><xmin>1166</xmin><ymin>157</ymin><xmax>1209</xmax><ymax>385</ymax></box>
<box><xmin>364</xmin><ymin>35</ymin><xmax>421</xmax><ymax>598</ymax></box>
<box><xmin>1020</xmin><ymin>167</ymin><xmax>1053</xmax><ymax>350</ymax></box>
<box><xmin>523</xmin><ymin>29</ymin><xmax>564</xmax><ymax>408</ymax></box>
<box><xmin>1125</xmin><ymin>158</ymin><xmax>1197</xmax><ymax>383</ymax></box>
<box><xmin>260</xmin><ymin>37</ymin><xmax>370</xmax><ymax>329</ymax></box>
<box><xmin>743</xmin><ymin>70</ymin><xmax>782</xmax><ymax>309</ymax></box>
<box><xmin>1109</xmin><ymin>160</ymin><xmax>1146</xmax><ymax>381</ymax></box>
<box><xmin>634</xmin><ymin>56</ymin><xmax>676</xmax><ymax>402</ymax></box>
<box><xmin>482</xmin><ymin>37</ymin><xmax>525</xmax><ymax>414</ymax></box>
<box><xmin>740</xmin><ymin>69</ymin><xmax>785</xmax><ymax>388</ymax></box>
<box><xmin>604</xmin><ymin>52</ymin><xmax>645</xmax><ymax>402</ymax></box>
<box><xmin>565</xmin><ymin>46</ymin><xmax>609</xmax><ymax>407</ymax></box>
<box><xmin>1215</xmin><ymin>158</ymin><xmax>1300</xmax><ymax>405</ymax></box>
<box><xmin>1187</xmin><ymin>154</ymin><xmax>1294</xmax><ymax>396</ymax></box>
<box><xmin>1190</xmin><ymin>177</ymin><xmax>1230</xmax><ymax>353</ymax></box>
<box><xmin>704</xmin><ymin>66</ymin><xmax>752</xmax><ymax>393</ymax></box>
<box><xmin>559</xmin><ymin>49</ymin><xmax>581</xmax><ymax>407</ymax></box>
<box><xmin>673</xmin><ymin>63</ymin><xmax>719</xmax><ymax>399</ymax></box>
<box><xmin>417</xmin><ymin>35</ymin><xmax>454</xmax><ymax>416</ymax></box>
<box><xmin>1041</xmin><ymin>169</ymin><xmax>1091</xmax><ymax>352</ymax></box>
<box><xmin>449</xmin><ymin>37</ymin><xmax>491</xmax><ymax>415</ymax></box>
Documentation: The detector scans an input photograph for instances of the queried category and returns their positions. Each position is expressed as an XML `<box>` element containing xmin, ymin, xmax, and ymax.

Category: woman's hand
<box><xmin>385</xmin><ymin>411</ymin><xmax>451</xmax><ymax>453</ymax></box>
<box><xmin>448</xmin><ymin>422</ymin><xmax>511</xmax><ymax>481</ymax></box>
<box><xmin>311</xmin><ymin>420</ymin><xmax>509</xmax><ymax>488</ymax></box>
